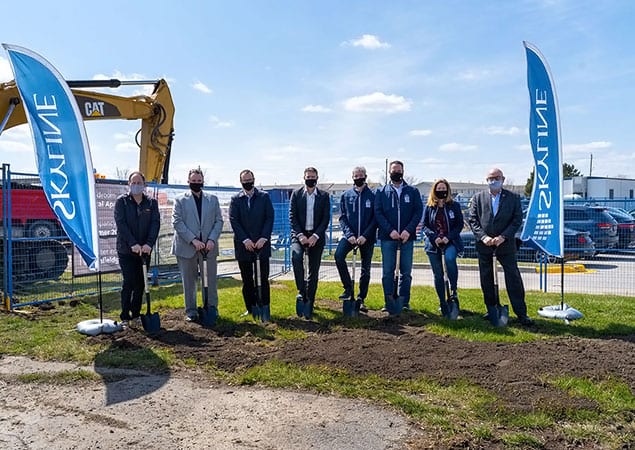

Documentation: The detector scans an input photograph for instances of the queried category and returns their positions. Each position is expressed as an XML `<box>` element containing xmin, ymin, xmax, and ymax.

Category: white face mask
<box><xmin>130</xmin><ymin>184</ymin><xmax>145</xmax><ymax>195</ymax></box>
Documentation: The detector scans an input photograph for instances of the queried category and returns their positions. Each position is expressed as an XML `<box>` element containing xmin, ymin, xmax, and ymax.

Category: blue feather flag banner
<box><xmin>3</xmin><ymin>44</ymin><xmax>100</xmax><ymax>270</ymax></box>
<box><xmin>520</xmin><ymin>41</ymin><xmax>563</xmax><ymax>258</ymax></box>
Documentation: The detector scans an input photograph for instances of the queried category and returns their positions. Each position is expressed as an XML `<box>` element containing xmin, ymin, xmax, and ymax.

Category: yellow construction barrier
<box><xmin>535</xmin><ymin>263</ymin><xmax>593</xmax><ymax>274</ymax></box>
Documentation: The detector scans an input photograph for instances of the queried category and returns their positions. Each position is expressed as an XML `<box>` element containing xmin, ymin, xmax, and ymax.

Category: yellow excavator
<box><xmin>0</xmin><ymin>78</ymin><xmax>175</xmax><ymax>184</ymax></box>
<box><xmin>0</xmin><ymin>79</ymin><xmax>175</xmax><ymax>289</ymax></box>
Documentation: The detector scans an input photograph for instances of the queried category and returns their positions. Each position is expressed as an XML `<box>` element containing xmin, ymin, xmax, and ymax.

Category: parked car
<box><xmin>563</xmin><ymin>205</ymin><xmax>618</xmax><ymax>252</ymax></box>
<box><xmin>459</xmin><ymin>226</ymin><xmax>595</xmax><ymax>263</ymax></box>
<box><xmin>604</xmin><ymin>207</ymin><xmax>635</xmax><ymax>249</ymax></box>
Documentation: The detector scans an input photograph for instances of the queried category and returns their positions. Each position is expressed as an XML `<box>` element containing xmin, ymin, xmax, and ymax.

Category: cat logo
<box><xmin>84</xmin><ymin>101</ymin><xmax>105</xmax><ymax>117</ymax></box>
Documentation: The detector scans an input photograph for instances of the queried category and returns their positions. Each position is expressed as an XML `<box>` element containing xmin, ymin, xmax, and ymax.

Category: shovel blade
<box><xmin>342</xmin><ymin>299</ymin><xmax>356</xmax><ymax>317</ymax></box>
<box><xmin>486</xmin><ymin>304</ymin><xmax>508</xmax><ymax>327</ymax></box>
<box><xmin>252</xmin><ymin>304</ymin><xmax>262</xmax><ymax>321</ymax></box>
<box><xmin>260</xmin><ymin>304</ymin><xmax>271</xmax><ymax>322</ymax></box>
<box><xmin>140</xmin><ymin>312</ymin><xmax>161</xmax><ymax>333</ymax></box>
<box><xmin>198</xmin><ymin>305</ymin><xmax>218</xmax><ymax>328</ymax></box>
<box><xmin>448</xmin><ymin>301</ymin><xmax>460</xmax><ymax>320</ymax></box>
<box><xmin>498</xmin><ymin>304</ymin><xmax>509</xmax><ymax>326</ymax></box>
<box><xmin>296</xmin><ymin>297</ymin><xmax>304</xmax><ymax>317</ymax></box>
<box><xmin>303</xmin><ymin>299</ymin><xmax>314</xmax><ymax>320</ymax></box>
<box><xmin>385</xmin><ymin>296</ymin><xmax>403</xmax><ymax>316</ymax></box>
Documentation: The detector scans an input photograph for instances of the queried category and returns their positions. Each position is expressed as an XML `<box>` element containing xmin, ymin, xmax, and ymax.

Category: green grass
<box><xmin>1</xmin><ymin>279</ymin><xmax>634</xmax><ymax>448</ymax></box>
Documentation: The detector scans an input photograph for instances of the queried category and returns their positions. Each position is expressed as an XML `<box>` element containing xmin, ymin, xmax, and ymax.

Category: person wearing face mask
<box><xmin>289</xmin><ymin>166</ymin><xmax>331</xmax><ymax>319</ymax></box>
<box><xmin>114</xmin><ymin>171</ymin><xmax>160</xmax><ymax>326</ymax></box>
<box><xmin>334</xmin><ymin>166</ymin><xmax>377</xmax><ymax>313</ymax></box>
<box><xmin>421</xmin><ymin>179</ymin><xmax>464</xmax><ymax>318</ymax></box>
<box><xmin>468</xmin><ymin>167</ymin><xmax>533</xmax><ymax>326</ymax></box>
<box><xmin>172</xmin><ymin>168</ymin><xmax>224</xmax><ymax>322</ymax></box>
<box><xmin>374</xmin><ymin>160</ymin><xmax>423</xmax><ymax>313</ymax></box>
<box><xmin>229</xmin><ymin>169</ymin><xmax>275</xmax><ymax>321</ymax></box>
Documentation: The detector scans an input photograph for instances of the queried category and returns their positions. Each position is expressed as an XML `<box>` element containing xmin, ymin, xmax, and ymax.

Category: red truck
<box><xmin>0</xmin><ymin>182</ymin><xmax>63</xmax><ymax>238</ymax></box>
<box><xmin>1</xmin><ymin>182</ymin><xmax>68</xmax><ymax>281</ymax></box>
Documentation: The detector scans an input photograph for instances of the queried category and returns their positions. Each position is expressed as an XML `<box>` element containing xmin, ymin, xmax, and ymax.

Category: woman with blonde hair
<box><xmin>421</xmin><ymin>179</ymin><xmax>464</xmax><ymax>318</ymax></box>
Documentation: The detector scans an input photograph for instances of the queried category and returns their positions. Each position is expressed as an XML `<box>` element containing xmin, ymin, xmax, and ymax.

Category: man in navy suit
<box><xmin>468</xmin><ymin>167</ymin><xmax>533</xmax><ymax>326</ymax></box>
<box><xmin>289</xmin><ymin>167</ymin><xmax>331</xmax><ymax>318</ymax></box>
<box><xmin>229</xmin><ymin>169</ymin><xmax>275</xmax><ymax>321</ymax></box>
<box><xmin>172</xmin><ymin>168</ymin><xmax>224</xmax><ymax>322</ymax></box>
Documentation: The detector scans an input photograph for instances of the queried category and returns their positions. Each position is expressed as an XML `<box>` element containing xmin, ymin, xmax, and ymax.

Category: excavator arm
<box><xmin>0</xmin><ymin>78</ymin><xmax>174</xmax><ymax>183</ymax></box>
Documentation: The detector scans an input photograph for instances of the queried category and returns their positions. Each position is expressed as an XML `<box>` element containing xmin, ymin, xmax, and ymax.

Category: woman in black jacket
<box><xmin>114</xmin><ymin>171</ymin><xmax>160</xmax><ymax>324</ymax></box>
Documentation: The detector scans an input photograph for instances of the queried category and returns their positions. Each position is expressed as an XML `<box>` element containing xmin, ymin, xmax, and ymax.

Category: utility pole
<box><xmin>589</xmin><ymin>153</ymin><xmax>593</xmax><ymax>177</ymax></box>
<box><xmin>385</xmin><ymin>158</ymin><xmax>388</xmax><ymax>185</ymax></box>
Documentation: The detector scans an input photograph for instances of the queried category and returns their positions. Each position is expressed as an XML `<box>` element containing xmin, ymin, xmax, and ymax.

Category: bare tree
<box><xmin>404</xmin><ymin>175</ymin><xmax>422</xmax><ymax>186</ymax></box>
<box><xmin>115</xmin><ymin>167</ymin><xmax>130</xmax><ymax>180</ymax></box>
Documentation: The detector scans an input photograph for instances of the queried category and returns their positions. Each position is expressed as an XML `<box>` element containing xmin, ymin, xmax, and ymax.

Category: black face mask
<box><xmin>435</xmin><ymin>190</ymin><xmax>448</xmax><ymax>199</ymax></box>
<box><xmin>390</xmin><ymin>172</ymin><xmax>403</xmax><ymax>183</ymax></box>
<box><xmin>189</xmin><ymin>182</ymin><xmax>203</xmax><ymax>193</ymax></box>
<box><xmin>353</xmin><ymin>177</ymin><xmax>366</xmax><ymax>187</ymax></box>
<box><xmin>304</xmin><ymin>179</ymin><xmax>317</xmax><ymax>188</ymax></box>
<box><xmin>241</xmin><ymin>181</ymin><xmax>254</xmax><ymax>191</ymax></box>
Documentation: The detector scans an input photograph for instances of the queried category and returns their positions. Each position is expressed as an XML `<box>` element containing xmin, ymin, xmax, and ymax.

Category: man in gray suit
<box><xmin>468</xmin><ymin>167</ymin><xmax>533</xmax><ymax>326</ymax></box>
<box><xmin>172</xmin><ymin>168</ymin><xmax>224</xmax><ymax>322</ymax></box>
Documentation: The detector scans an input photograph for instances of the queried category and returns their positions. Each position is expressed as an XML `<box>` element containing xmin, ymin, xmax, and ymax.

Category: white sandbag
<box><xmin>537</xmin><ymin>304</ymin><xmax>584</xmax><ymax>321</ymax></box>
<box><xmin>77</xmin><ymin>319</ymin><xmax>123</xmax><ymax>336</ymax></box>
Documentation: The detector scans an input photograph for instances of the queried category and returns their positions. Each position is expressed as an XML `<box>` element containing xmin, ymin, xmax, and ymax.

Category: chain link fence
<box><xmin>2</xmin><ymin>166</ymin><xmax>634</xmax><ymax>309</ymax></box>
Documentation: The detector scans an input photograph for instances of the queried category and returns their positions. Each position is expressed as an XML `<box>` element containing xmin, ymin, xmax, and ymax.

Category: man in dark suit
<box><xmin>172</xmin><ymin>168</ymin><xmax>224</xmax><ymax>322</ymax></box>
<box><xmin>468</xmin><ymin>167</ymin><xmax>533</xmax><ymax>326</ymax></box>
<box><xmin>229</xmin><ymin>169</ymin><xmax>275</xmax><ymax>321</ymax></box>
<box><xmin>289</xmin><ymin>166</ymin><xmax>331</xmax><ymax>318</ymax></box>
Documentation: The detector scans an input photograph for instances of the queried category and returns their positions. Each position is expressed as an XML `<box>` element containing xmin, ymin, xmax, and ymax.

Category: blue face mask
<box><xmin>130</xmin><ymin>184</ymin><xmax>145</xmax><ymax>195</ymax></box>
<box><xmin>488</xmin><ymin>180</ymin><xmax>503</xmax><ymax>191</ymax></box>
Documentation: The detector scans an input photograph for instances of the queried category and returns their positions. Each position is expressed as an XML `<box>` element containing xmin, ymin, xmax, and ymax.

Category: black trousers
<box><xmin>291</xmin><ymin>240</ymin><xmax>325</xmax><ymax>301</ymax></box>
<box><xmin>118</xmin><ymin>252</ymin><xmax>145</xmax><ymax>321</ymax></box>
<box><xmin>238</xmin><ymin>257</ymin><xmax>271</xmax><ymax>312</ymax></box>
<box><xmin>476</xmin><ymin>247</ymin><xmax>527</xmax><ymax>318</ymax></box>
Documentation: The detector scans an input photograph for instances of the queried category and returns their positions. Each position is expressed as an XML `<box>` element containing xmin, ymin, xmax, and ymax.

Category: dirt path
<box><xmin>0</xmin><ymin>356</ymin><xmax>417</xmax><ymax>450</ymax></box>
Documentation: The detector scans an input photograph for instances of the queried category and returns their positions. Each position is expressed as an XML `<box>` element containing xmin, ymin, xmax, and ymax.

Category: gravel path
<box><xmin>0</xmin><ymin>356</ymin><xmax>416</xmax><ymax>450</ymax></box>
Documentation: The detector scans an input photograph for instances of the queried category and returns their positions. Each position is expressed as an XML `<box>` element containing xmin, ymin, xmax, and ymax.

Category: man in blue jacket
<box><xmin>375</xmin><ymin>160</ymin><xmax>423</xmax><ymax>313</ymax></box>
<box><xmin>229</xmin><ymin>169</ymin><xmax>275</xmax><ymax>321</ymax></box>
<box><xmin>335</xmin><ymin>166</ymin><xmax>377</xmax><ymax>313</ymax></box>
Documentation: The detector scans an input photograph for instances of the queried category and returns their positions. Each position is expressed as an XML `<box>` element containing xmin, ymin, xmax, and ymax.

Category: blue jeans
<box><xmin>427</xmin><ymin>244</ymin><xmax>459</xmax><ymax>309</ymax></box>
<box><xmin>380</xmin><ymin>239</ymin><xmax>414</xmax><ymax>306</ymax></box>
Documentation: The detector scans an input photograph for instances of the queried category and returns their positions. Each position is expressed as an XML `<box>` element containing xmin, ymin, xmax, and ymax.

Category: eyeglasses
<box><xmin>486</xmin><ymin>176</ymin><xmax>502</xmax><ymax>181</ymax></box>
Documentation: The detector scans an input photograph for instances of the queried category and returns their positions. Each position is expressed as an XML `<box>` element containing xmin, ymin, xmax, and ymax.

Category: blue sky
<box><xmin>1</xmin><ymin>0</ymin><xmax>634</xmax><ymax>188</ymax></box>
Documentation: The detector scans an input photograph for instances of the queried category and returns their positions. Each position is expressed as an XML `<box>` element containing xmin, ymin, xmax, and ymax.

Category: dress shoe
<box><xmin>338</xmin><ymin>291</ymin><xmax>352</xmax><ymax>300</ymax></box>
<box><xmin>518</xmin><ymin>316</ymin><xmax>534</xmax><ymax>326</ymax></box>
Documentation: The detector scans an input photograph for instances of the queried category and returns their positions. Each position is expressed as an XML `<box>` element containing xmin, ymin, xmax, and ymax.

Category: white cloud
<box><xmin>192</xmin><ymin>81</ymin><xmax>212</xmax><ymax>94</ymax></box>
<box><xmin>91</xmin><ymin>71</ymin><xmax>158</xmax><ymax>95</ymax></box>
<box><xmin>0</xmin><ymin>126</ymin><xmax>32</xmax><ymax>153</ymax></box>
<box><xmin>210</xmin><ymin>115</ymin><xmax>234</xmax><ymax>128</ymax></box>
<box><xmin>262</xmin><ymin>144</ymin><xmax>312</xmax><ymax>161</ymax></box>
<box><xmin>484</xmin><ymin>126</ymin><xmax>522</xmax><ymax>136</ymax></box>
<box><xmin>456</xmin><ymin>68</ymin><xmax>492</xmax><ymax>81</ymax></box>
<box><xmin>115</xmin><ymin>142</ymin><xmax>139</xmax><ymax>153</ymax></box>
<box><xmin>301</xmin><ymin>104</ymin><xmax>332</xmax><ymax>113</ymax></box>
<box><xmin>342</xmin><ymin>34</ymin><xmax>391</xmax><ymax>49</ymax></box>
<box><xmin>114</xmin><ymin>131</ymin><xmax>136</xmax><ymax>141</ymax></box>
<box><xmin>0</xmin><ymin>57</ymin><xmax>12</xmax><ymax>82</ymax></box>
<box><xmin>343</xmin><ymin>92</ymin><xmax>412</xmax><ymax>113</ymax></box>
<box><xmin>409</xmin><ymin>129</ymin><xmax>432</xmax><ymax>137</ymax></box>
<box><xmin>565</xmin><ymin>141</ymin><xmax>612</xmax><ymax>153</ymax></box>
<box><xmin>439</xmin><ymin>142</ymin><xmax>478</xmax><ymax>153</ymax></box>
